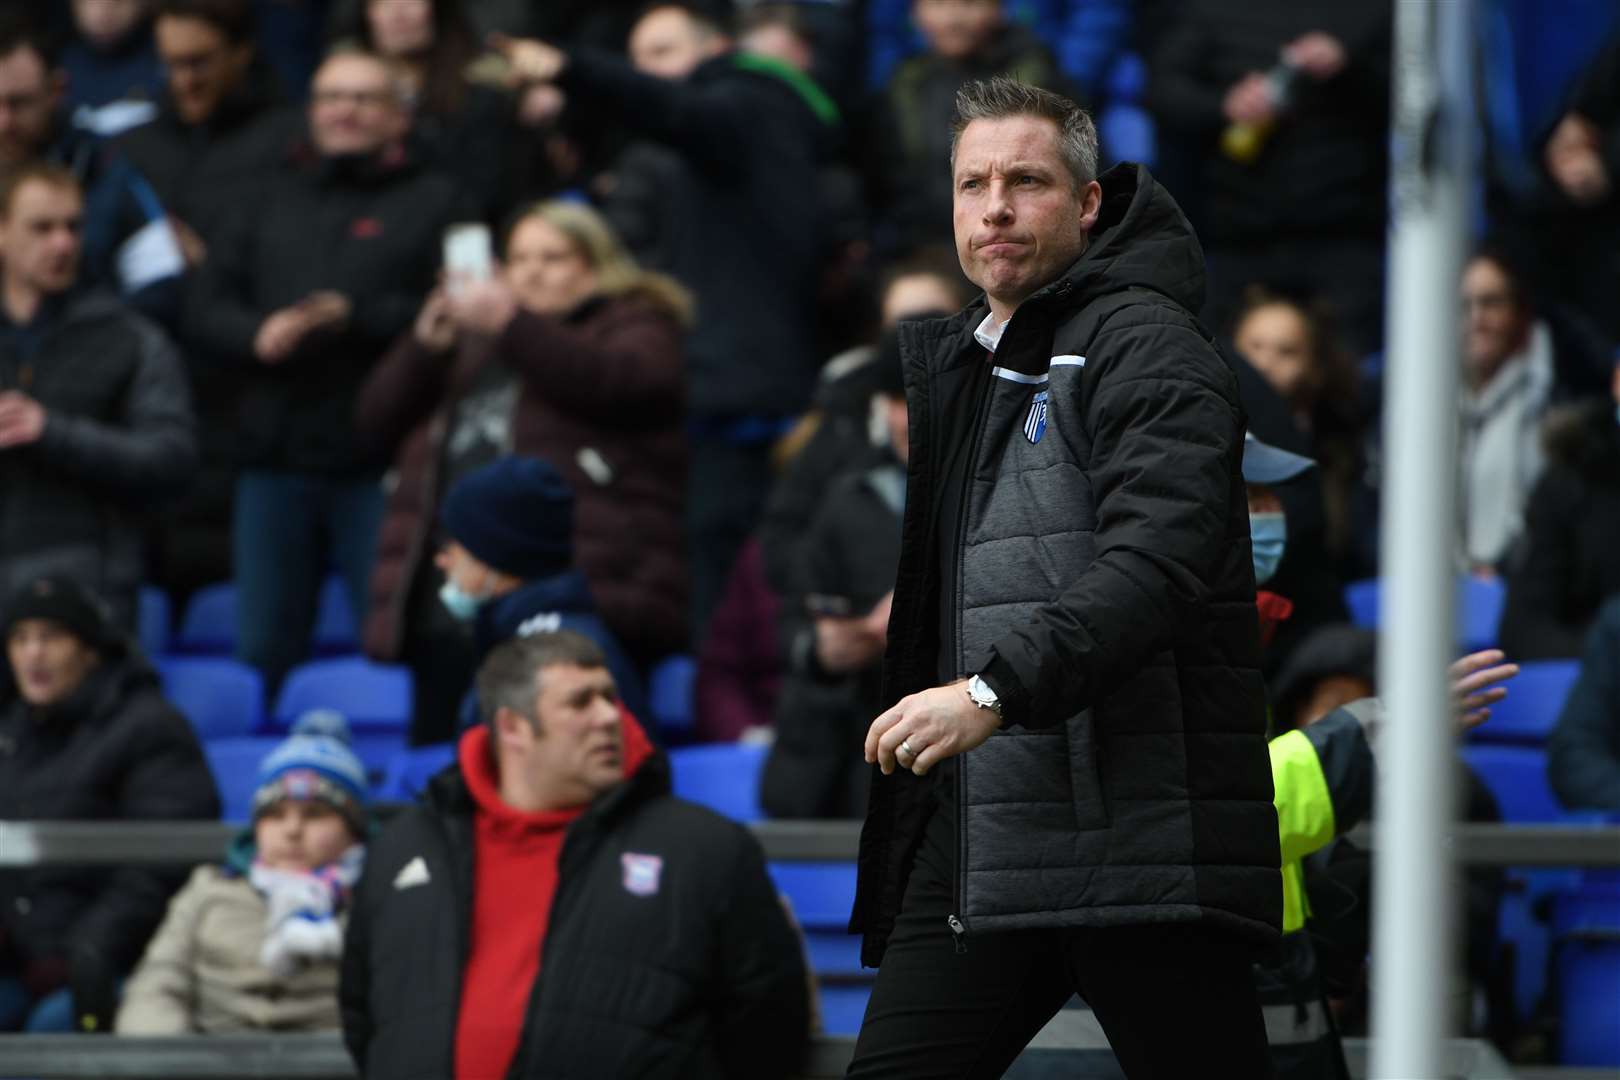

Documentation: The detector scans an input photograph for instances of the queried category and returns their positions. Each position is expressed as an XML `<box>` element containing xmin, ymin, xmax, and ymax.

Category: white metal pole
<box><xmin>1371</xmin><ymin>1</ymin><xmax>1474</xmax><ymax>1077</ymax></box>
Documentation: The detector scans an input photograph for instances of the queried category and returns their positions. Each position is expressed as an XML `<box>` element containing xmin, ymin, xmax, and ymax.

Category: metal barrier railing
<box><xmin>0</xmin><ymin>819</ymin><xmax>1615</xmax><ymax>868</ymax></box>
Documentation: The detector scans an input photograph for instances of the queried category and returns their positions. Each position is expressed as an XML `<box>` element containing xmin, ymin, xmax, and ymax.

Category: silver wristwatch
<box><xmin>966</xmin><ymin>674</ymin><xmax>1003</xmax><ymax>721</ymax></box>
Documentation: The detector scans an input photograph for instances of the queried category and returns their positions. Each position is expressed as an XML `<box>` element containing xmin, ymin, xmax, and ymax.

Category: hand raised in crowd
<box><xmin>865</xmin><ymin>676</ymin><xmax>1000</xmax><ymax>778</ymax></box>
<box><xmin>413</xmin><ymin>287</ymin><xmax>457</xmax><ymax>352</ymax></box>
<box><xmin>446</xmin><ymin>276</ymin><xmax>518</xmax><ymax>336</ymax></box>
<box><xmin>1450</xmin><ymin>648</ymin><xmax>1519</xmax><ymax>731</ymax></box>
<box><xmin>1283</xmin><ymin>31</ymin><xmax>1347</xmax><ymax>81</ymax></box>
<box><xmin>1545</xmin><ymin>113</ymin><xmax>1612</xmax><ymax>206</ymax></box>
<box><xmin>0</xmin><ymin>391</ymin><xmax>46</xmax><ymax>448</ymax></box>
<box><xmin>519</xmin><ymin>84</ymin><xmax>567</xmax><ymax>128</ymax></box>
<box><xmin>490</xmin><ymin>33</ymin><xmax>567</xmax><ymax>87</ymax></box>
<box><xmin>1223</xmin><ymin>72</ymin><xmax>1276</xmax><ymax>126</ymax></box>
<box><xmin>253</xmin><ymin>292</ymin><xmax>352</xmax><ymax>364</ymax></box>
<box><xmin>814</xmin><ymin>591</ymin><xmax>893</xmax><ymax>675</ymax></box>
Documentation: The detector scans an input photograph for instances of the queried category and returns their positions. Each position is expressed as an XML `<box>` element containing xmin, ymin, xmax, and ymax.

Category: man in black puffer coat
<box><xmin>340</xmin><ymin>631</ymin><xmax>809</xmax><ymax>1080</ymax></box>
<box><xmin>846</xmin><ymin>78</ymin><xmax>1279</xmax><ymax>1079</ymax></box>
<box><xmin>0</xmin><ymin>576</ymin><xmax>220</xmax><ymax>1034</ymax></box>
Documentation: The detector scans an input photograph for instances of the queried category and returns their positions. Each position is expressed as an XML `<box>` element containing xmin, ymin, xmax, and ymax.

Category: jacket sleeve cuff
<box><xmin>977</xmin><ymin>655</ymin><xmax>1032</xmax><ymax>729</ymax></box>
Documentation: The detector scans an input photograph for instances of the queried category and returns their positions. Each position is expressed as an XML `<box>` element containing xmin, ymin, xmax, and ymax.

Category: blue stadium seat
<box><xmin>770</xmin><ymin>862</ymin><xmax>858</xmax><ymax>930</ymax></box>
<box><xmin>817</xmin><ymin>985</ymin><xmax>873</xmax><ymax>1037</ymax></box>
<box><xmin>203</xmin><ymin>736</ymin><xmax>283</xmax><ymax>823</ymax></box>
<box><xmin>312</xmin><ymin>574</ymin><xmax>360</xmax><ymax>656</ymax></box>
<box><xmin>176</xmin><ymin>582</ymin><xmax>236</xmax><ymax>655</ymax></box>
<box><xmin>1461</xmin><ymin>744</ymin><xmax>1563</xmax><ymax>823</ymax></box>
<box><xmin>1342</xmin><ymin>576</ymin><xmax>1506</xmax><ymax>652</ymax></box>
<box><xmin>158</xmin><ymin>657</ymin><xmax>265</xmax><ymax>740</ymax></box>
<box><xmin>1098</xmin><ymin>103</ymin><xmax>1155</xmax><ymax>168</ymax></box>
<box><xmin>1471</xmin><ymin>659</ymin><xmax>1580</xmax><ymax>745</ymax></box>
<box><xmin>350</xmin><ymin>732</ymin><xmax>409</xmax><ymax>791</ymax></box>
<box><xmin>1553</xmin><ymin>881</ymin><xmax>1620</xmax><ymax>1065</ymax></box>
<box><xmin>377</xmin><ymin>743</ymin><xmax>457</xmax><ymax>802</ymax></box>
<box><xmin>271</xmin><ymin>658</ymin><xmax>413</xmax><ymax>733</ymax></box>
<box><xmin>137</xmin><ymin>586</ymin><xmax>171</xmax><ymax>658</ymax></box>
<box><xmin>649</xmin><ymin>655</ymin><xmax>697</xmax><ymax>738</ymax></box>
<box><xmin>668</xmin><ymin>743</ymin><xmax>766</xmax><ymax>823</ymax></box>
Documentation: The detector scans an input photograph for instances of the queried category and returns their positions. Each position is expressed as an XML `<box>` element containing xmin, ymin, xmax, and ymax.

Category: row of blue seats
<box><xmin>1343</xmin><ymin>575</ymin><xmax>1507</xmax><ymax>654</ymax></box>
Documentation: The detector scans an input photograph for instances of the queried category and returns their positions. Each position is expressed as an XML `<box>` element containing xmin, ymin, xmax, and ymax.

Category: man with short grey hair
<box><xmin>847</xmin><ymin>76</ymin><xmax>1280</xmax><ymax>1078</ymax></box>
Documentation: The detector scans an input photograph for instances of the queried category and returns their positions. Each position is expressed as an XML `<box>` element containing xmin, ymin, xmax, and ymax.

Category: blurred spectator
<box><xmin>1147</xmin><ymin>1</ymin><xmax>1391</xmax><ymax>354</ymax></box>
<box><xmin>340</xmin><ymin>632</ymin><xmax>810</xmax><ymax>1079</ymax></box>
<box><xmin>1548</xmin><ymin>594</ymin><xmax>1620</xmax><ymax>811</ymax></box>
<box><xmin>331</xmin><ymin>0</ymin><xmax>517</xmax><ymax>221</ymax></box>
<box><xmin>496</xmin><ymin>4</ymin><xmax>833</xmax><ymax>639</ymax></box>
<box><xmin>118</xmin><ymin>710</ymin><xmax>368</xmax><ymax>1033</ymax></box>
<box><xmin>185</xmin><ymin>48</ymin><xmax>461</xmax><ymax>689</ymax></box>
<box><xmin>762</xmin><ymin>329</ymin><xmax>908</xmax><ymax>819</ymax></box>
<box><xmin>1458</xmin><ymin>249</ymin><xmax>1554</xmax><ymax>576</ymax></box>
<box><xmin>0</xmin><ymin>576</ymin><xmax>220</xmax><ymax>1033</ymax></box>
<box><xmin>62</xmin><ymin>0</ymin><xmax>167</xmax><ymax>136</ymax></box>
<box><xmin>1499</xmin><ymin>393</ymin><xmax>1620</xmax><ymax>662</ymax></box>
<box><xmin>410</xmin><ymin>457</ymin><xmax>647</xmax><ymax>743</ymax></box>
<box><xmin>692</xmin><ymin>538</ymin><xmax>782</xmax><ymax>742</ymax></box>
<box><xmin>866</xmin><ymin>0</ymin><xmax>1071</xmax><ymax>253</ymax></box>
<box><xmin>1534</xmin><ymin>32</ymin><xmax>1620</xmax><ymax>351</ymax></box>
<box><xmin>0</xmin><ymin>164</ymin><xmax>196</xmax><ymax>627</ymax></box>
<box><xmin>865</xmin><ymin>0</ymin><xmax>1129</xmax><ymax>102</ymax></box>
<box><xmin>1269</xmin><ymin>624</ymin><xmax>1377</xmax><ymax>733</ymax></box>
<box><xmin>120</xmin><ymin>0</ymin><xmax>305</xmax><ymax>602</ymax></box>
<box><xmin>1231</xmin><ymin>288</ymin><xmax>1361</xmax><ymax>571</ymax></box>
<box><xmin>359</xmin><ymin>201</ymin><xmax>688</xmax><ymax>700</ymax></box>
<box><xmin>0</xmin><ymin>18</ymin><xmax>184</xmax><ymax>317</ymax></box>
<box><xmin>1241</xmin><ymin>431</ymin><xmax>1317</xmax><ymax>653</ymax></box>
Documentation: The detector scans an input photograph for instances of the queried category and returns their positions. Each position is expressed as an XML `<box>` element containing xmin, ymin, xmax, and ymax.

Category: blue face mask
<box><xmin>1250</xmin><ymin>511</ymin><xmax>1287</xmax><ymax>586</ymax></box>
<box><xmin>438</xmin><ymin>579</ymin><xmax>487</xmax><ymax>622</ymax></box>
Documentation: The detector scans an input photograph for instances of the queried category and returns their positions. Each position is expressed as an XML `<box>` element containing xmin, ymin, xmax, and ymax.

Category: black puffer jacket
<box><xmin>852</xmin><ymin>164</ymin><xmax>1281</xmax><ymax>964</ymax></box>
<box><xmin>183</xmin><ymin>146</ymin><xmax>463</xmax><ymax>474</ymax></box>
<box><xmin>0</xmin><ymin>289</ymin><xmax>197</xmax><ymax>626</ymax></box>
<box><xmin>0</xmin><ymin>642</ymin><xmax>220</xmax><ymax>976</ymax></box>
<box><xmin>340</xmin><ymin>750</ymin><xmax>809</xmax><ymax>1079</ymax></box>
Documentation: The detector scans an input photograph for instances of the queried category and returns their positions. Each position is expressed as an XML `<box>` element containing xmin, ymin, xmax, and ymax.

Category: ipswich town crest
<box><xmin>1024</xmin><ymin>390</ymin><xmax>1049</xmax><ymax>444</ymax></box>
<box><xmin>621</xmin><ymin>852</ymin><xmax>664</xmax><ymax>897</ymax></box>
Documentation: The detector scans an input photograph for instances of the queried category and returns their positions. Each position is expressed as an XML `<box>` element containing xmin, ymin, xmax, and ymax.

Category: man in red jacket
<box><xmin>340</xmin><ymin>630</ymin><xmax>809</xmax><ymax>1079</ymax></box>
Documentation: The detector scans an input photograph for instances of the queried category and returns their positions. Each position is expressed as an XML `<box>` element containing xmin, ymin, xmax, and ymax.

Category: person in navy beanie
<box><xmin>424</xmin><ymin>457</ymin><xmax>645</xmax><ymax>744</ymax></box>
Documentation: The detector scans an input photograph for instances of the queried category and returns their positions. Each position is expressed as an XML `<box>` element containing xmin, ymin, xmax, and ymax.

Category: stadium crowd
<box><xmin>1</xmin><ymin>0</ymin><xmax>1619</xmax><ymax>1075</ymax></box>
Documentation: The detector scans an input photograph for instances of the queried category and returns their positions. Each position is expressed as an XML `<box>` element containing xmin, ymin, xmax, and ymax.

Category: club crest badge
<box><xmin>621</xmin><ymin>853</ymin><xmax>663</xmax><ymax>897</ymax></box>
<box><xmin>1024</xmin><ymin>390</ymin><xmax>1049</xmax><ymax>444</ymax></box>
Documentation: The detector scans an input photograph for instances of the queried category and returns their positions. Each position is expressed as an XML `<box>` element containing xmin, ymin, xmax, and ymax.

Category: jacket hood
<box><xmin>1057</xmin><ymin>162</ymin><xmax>1207</xmax><ymax>316</ymax></box>
<box><xmin>477</xmin><ymin>571</ymin><xmax>598</xmax><ymax>646</ymax></box>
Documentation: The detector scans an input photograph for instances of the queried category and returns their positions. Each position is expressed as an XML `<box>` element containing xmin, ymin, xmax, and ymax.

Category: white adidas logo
<box><xmin>392</xmin><ymin>856</ymin><xmax>430</xmax><ymax>890</ymax></box>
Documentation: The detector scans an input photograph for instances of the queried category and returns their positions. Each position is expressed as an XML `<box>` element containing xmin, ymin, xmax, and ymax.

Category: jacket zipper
<box><xmin>948</xmin><ymin>357</ymin><xmax>996</xmax><ymax>948</ymax></box>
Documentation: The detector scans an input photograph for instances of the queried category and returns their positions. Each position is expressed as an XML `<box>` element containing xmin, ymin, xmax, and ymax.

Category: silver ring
<box><xmin>898</xmin><ymin>739</ymin><xmax>916</xmax><ymax>759</ymax></box>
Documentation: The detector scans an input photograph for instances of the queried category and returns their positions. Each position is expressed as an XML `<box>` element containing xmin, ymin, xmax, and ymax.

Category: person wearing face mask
<box><xmin>419</xmin><ymin>456</ymin><xmax>645</xmax><ymax>745</ymax></box>
<box><xmin>358</xmin><ymin>201</ymin><xmax>685</xmax><ymax>743</ymax></box>
<box><xmin>117</xmin><ymin>710</ymin><xmax>369</xmax><ymax>1034</ymax></box>
<box><xmin>1241</xmin><ymin>434</ymin><xmax>1521</xmax><ymax>1078</ymax></box>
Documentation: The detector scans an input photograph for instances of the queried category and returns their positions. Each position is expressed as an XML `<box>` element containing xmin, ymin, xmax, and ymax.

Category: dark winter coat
<box><xmin>183</xmin><ymin>145</ymin><xmax>462</xmax><ymax>474</ymax></box>
<box><xmin>339</xmin><ymin>751</ymin><xmax>810</xmax><ymax>1079</ymax></box>
<box><xmin>1500</xmin><ymin>401</ymin><xmax>1620</xmax><ymax>661</ymax></box>
<box><xmin>471</xmin><ymin>572</ymin><xmax>647</xmax><ymax>724</ymax></box>
<box><xmin>0</xmin><ymin>289</ymin><xmax>197</xmax><ymax>626</ymax></box>
<box><xmin>1548</xmin><ymin>594</ymin><xmax>1620</xmax><ymax>810</ymax></box>
<box><xmin>356</xmin><ymin>293</ymin><xmax>688</xmax><ymax>666</ymax></box>
<box><xmin>116</xmin><ymin>68</ymin><xmax>303</xmax><ymax>249</ymax></box>
<box><xmin>762</xmin><ymin>456</ymin><xmax>905</xmax><ymax>820</ymax></box>
<box><xmin>851</xmin><ymin>164</ymin><xmax>1281</xmax><ymax>965</ymax></box>
<box><xmin>0</xmin><ymin>645</ymin><xmax>220</xmax><ymax>977</ymax></box>
<box><xmin>1147</xmin><ymin>0</ymin><xmax>1392</xmax><ymax>243</ymax></box>
<box><xmin>560</xmin><ymin>51</ymin><xmax>829</xmax><ymax>418</ymax></box>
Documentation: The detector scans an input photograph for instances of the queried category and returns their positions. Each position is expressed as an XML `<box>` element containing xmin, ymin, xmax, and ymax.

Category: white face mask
<box><xmin>438</xmin><ymin>578</ymin><xmax>489</xmax><ymax>621</ymax></box>
<box><xmin>1249</xmin><ymin>511</ymin><xmax>1287</xmax><ymax>586</ymax></box>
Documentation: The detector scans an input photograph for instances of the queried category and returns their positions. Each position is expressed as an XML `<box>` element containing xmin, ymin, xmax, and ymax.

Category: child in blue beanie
<box><xmin>116</xmin><ymin>711</ymin><xmax>368</xmax><ymax>1033</ymax></box>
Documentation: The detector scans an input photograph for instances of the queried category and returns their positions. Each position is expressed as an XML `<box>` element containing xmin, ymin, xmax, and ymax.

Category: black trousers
<box><xmin>847</xmin><ymin>808</ymin><xmax>1276</xmax><ymax>1080</ymax></box>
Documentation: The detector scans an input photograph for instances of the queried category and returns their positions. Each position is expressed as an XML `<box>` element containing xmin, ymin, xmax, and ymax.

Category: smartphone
<box><xmin>443</xmin><ymin>223</ymin><xmax>493</xmax><ymax>295</ymax></box>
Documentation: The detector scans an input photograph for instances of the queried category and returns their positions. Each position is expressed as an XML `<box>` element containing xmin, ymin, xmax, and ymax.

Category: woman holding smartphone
<box><xmin>356</xmin><ymin>202</ymin><xmax>691</xmax><ymax>744</ymax></box>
